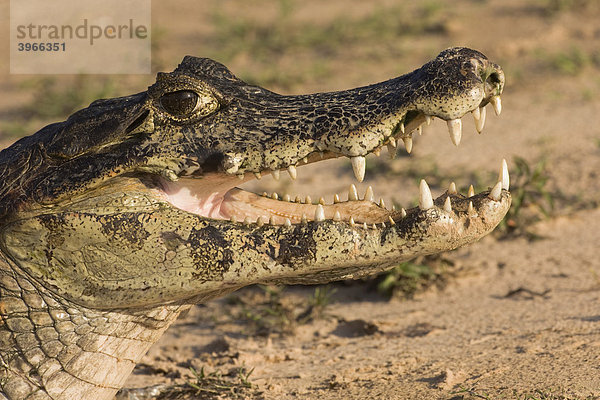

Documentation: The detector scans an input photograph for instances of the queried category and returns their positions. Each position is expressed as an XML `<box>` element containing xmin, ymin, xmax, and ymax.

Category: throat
<box><xmin>0</xmin><ymin>258</ymin><xmax>186</xmax><ymax>400</ymax></box>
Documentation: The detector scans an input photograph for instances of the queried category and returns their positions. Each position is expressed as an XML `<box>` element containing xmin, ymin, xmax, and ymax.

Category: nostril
<box><xmin>485</xmin><ymin>70</ymin><xmax>504</xmax><ymax>96</ymax></box>
<box><xmin>488</xmin><ymin>72</ymin><xmax>503</xmax><ymax>86</ymax></box>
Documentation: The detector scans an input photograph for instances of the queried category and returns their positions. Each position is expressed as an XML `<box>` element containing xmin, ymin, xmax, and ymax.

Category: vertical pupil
<box><xmin>160</xmin><ymin>90</ymin><xmax>198</xmax><ymax>116</ymax></box>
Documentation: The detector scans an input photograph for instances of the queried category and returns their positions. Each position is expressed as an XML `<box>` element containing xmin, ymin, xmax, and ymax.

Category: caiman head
<box><xmin>0</xmin><ymin>47</ymin><xmax>509</xmax><ymax>310</ymax></box>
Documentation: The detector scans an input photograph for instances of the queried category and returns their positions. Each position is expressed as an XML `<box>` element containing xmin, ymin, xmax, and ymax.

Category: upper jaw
<box><xmin>137</xmin><ymin>53</ymin><xmax>505</xmax><ymax>192</ymax></box>
<box><xmin>189</xmin><ymin>49</ymin><xmax>504</xmax><ymax>179</ymax></box>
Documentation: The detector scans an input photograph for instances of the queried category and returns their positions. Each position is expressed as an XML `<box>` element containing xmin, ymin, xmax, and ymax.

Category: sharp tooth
<box><xmin>419</xmin><ymin>179</ymin><xmax>434</xmax><ymax>210</ymax></box>
<box><xmin>287</xmin><ymin>165</ymin><xmax>297</xmax><ymax>180</ymax></box>
<box><xmin>448</xmin><ymin>182</ymin><xmax>457</xmax><ymax>194</ymax></box>
<box><xmin>254</xmin><ymin>172</ymin><xmax>262</xmax><ymax>180</ymax></box>
<box><xmin>392</xmin><ymin>204</ymin><xmax>396</xmax><ymax>211</ymax></box>
<box><xmin>295</xmin><ymin>195</ymin><xmax>302</xmax><ymax>203</ymax></box>
<box><xmin>388</xmin><ymin>216</ymin><xmax>395</xmax><ymax>225</ymax></box>
<box><xmin>230</xmin><ymin>216</ymin><xmax>238</xmax><ymax>223</ymax></box>
<box><xmin>283</xmin><ymin>194</ymin><xmax>291</xmax><ymax>202</ymax></box>
<box><xmin>301</xmin><ymin>214</ymin><xmax>308</xmax><ymax>224</ymax></box>
<box><xmin>490</xmin><ymin>96</ymin><xmax>502</xmax><ymax>116</ymax></box>
<box><xmin>351</xmin><ymin>156</ymin><xmax>366</xmax><ymax>182</ymax></box>
<box><xmin>363</xmin><ymin>222</ymin><xmax>368</xmax><ymax>229</ymax></box>
<box><xmin>447</xmin><ymin>119</ymin><xmax>462</xmax><ymax>146</ymax></box>
<box><xmin>319</xmin><ymin>197</ymin><xmax>326</xmax><ymax>205</ymax></box>
<box><xmin>468</xmin><ymin>201</ymin><xmax>474</xmax><ymax>213</ymax></box>
<box><xmin>399</xmin><ymin>121</ymin><xmax>405</xmax><ymax>134</ymax></box>
<box><xmin>284</xmin><ymin>218</ymin><xmax>292</xmax><ymax>227</ymax></box>
<box><xmin>489</xmin><ymin>181</ymin><xmax>502</xmax><ymax>201</ymax></box>
<box><xmin>381</xmin><ymin>222</ymin><xmax>386</xmax><ymax>228</ymax></box>
<box><xmin>272</xmin><ymin>169</ymin><xmax>280</xmax><ymax>180</ymax></box>
<box><xmin>468</xmin><ymin>185</ymin><xmax>475</xmax><ymax>197</ymax></box>
<box><xmin>364</xmin><ymin>186</ymin><xmax>374</xmax><ymax>202</ymax></box>
<box><xmin>373</xmin><ymin>148</ymin><xmax>381</xmax><ymax>157</ymax></box>
<box><xmin>379</xmin><ymin>198</ymin><xmax>386</xmax><ymax>208</ymax></box>
<box><xmin>269</xmin><ymin>216</ymin><xmax>275</xmax><ymax>225</ymax></box>
<box><xmin>256</xmin><ymin>217</ymin><xmax>265</xmax><ymax>227</ymax></box>
<box><xmin>333</xmin><ymin>194</ymin><xmax>340</xmax><ymax>203</ymax></box>
<box><xmin>349</xmin><ymin>216</ymin><xmax>356</xmax><ymax>226</ymax></box>
<box><xmin>401</xmin><ymin>208</ymin><xmax>407</xmax><ymax>217</ymax></box>
<box><xmin>244</xmin><ymin>216</ymin><xmax>252</xmax><ymax>225</ymax></box>
<box><xmin>499</xmin><ymin>158</ymin><xmax>510</xmax><ymax>190</ymax></box>
<box><xmin>474</xmin><ymin>106</ymin><xmax>486</xmax><ymax>133</ymax></box>
<box><xmin>416</xmin><ymin>125</ymin><xmax>423</xmax><ymax>136</ymax></box>
<box><xmin>425</xmin><ymin>115</ymin><xmax>432</xmax><ymax>125</ymax></box>
<box><xmin>388</xmin><ymin>137</ymin><xmax>397</xmax><ymax>147</ymax></box>
<box><xmin>262</xmin><ymin>192</ymin><xmax>268</xmax><ymax>197</ymax></box>
<box><xmin>333</xmin><ymin>211</ymin><xmax>341</xmax><ymax>221</ymax></box>
<box><xmin>271</xmin><ymin>192</ymin><xmax>279</xmax><ymax>200</ymax></box>
<box><xmin>302</xmin><ymin>156</ymin><xmax>308</xmax><ymax>164</ymax></box>
<box><xmin>305</xmin><ymin>195</ymin><xmax>312</xmax><ymax>204</ymax></box>
<box><xmin>348</xmin><ymin>184</ymin><xmax>359</xmax><ymax>201</ymax></box>
<box><xmin>443</xmin><ymin>196</ymin><xmax>452</xmax><ymax>213</ymax></box>
<box><xmin>372</xmin><ymin>223</ymin><xmax>377</xmax><ymax>229</ymax></box>
<box><xmin>387</xmin><ymin>143</ymin><xmax>397</xmax><ymax>159</ymax></box>
<box><xmin>315</xmin><ymin>204</ymin><xmax>325</xmax><ymax>221</ymax></box>
<box><xmin>402</xmin><ymin>136</ymin><xmax>413</xmax><ymax>154</ymax></box>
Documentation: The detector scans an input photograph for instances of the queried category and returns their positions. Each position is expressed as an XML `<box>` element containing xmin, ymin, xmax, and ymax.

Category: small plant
<box><xmin>549</xmin><ymin>47</ymin><xmax>590</xmax><ymax>76</ymax></box>
<box><xmin>232</xmin><ymin>285</ymin><xmax>297</xmax><ymax>336</ymax></box>
<box><xmin>20</xmin><ymin>76</ymin><xmax>117</xmax><ymax>119</ymax></box>
<box><xmin>497</xmin><ymin>156</ymin><xmax>556</xmax><ymax>238</ymax></box>
<box><xmin>186</xmin><ymin>366</ymin><xmax>254</xmax><ymax>399</ymax></box>
<box><xmin>297</xmin><ymin>285</ymin><xmax>336</xmax><ymax>323</ymax></box>
<box><xmin>376</xmin><ymin>257</ymin><xmax>448</xmax><ymax>299</ymax></box>
<box><xmin>230</xmin><ymin>284</ymin><xmax>337</xmax><ymax>335</ymax></box>
<box><xmin>540</xmin><ymin>0</ymin><xmax>599</xmax><ymax>16</ymax></box>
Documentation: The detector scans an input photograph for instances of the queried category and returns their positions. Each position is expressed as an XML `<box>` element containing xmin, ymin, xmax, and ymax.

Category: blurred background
<box><xmin>1</xmin><ymin>1</ymin><xmax>600</xmax><ymax>398</ymax></box>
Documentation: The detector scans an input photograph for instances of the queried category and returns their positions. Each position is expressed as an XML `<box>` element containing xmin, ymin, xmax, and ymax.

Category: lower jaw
<box><xmin>220</xmin><ymin>188</ymin><xmax>391</xmax><ymax>225</ymax></box>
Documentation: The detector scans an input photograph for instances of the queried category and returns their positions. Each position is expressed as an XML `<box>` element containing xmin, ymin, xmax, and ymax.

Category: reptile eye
<box><xmin>160</xmin><ymin>90</ymin><xmax>199</xmax><ymax>116</ymax></box>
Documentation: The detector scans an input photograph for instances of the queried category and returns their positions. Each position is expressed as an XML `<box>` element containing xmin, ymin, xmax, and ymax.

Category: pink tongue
<box><xmin>160</xmin><ymin>174</ymin><xmax>244</xmax><ymax>219</ymax></box>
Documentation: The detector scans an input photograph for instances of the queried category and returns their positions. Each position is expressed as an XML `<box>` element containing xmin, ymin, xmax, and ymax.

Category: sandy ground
<box><xmin>1</xmin><ymin>0</ymin><xmax>600</xmax><ymax>398</ymax></box>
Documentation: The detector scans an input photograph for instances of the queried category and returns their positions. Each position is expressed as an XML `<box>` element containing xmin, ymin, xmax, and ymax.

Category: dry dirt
<box><xmin>1</xmin><ymin>0</ymin><xmax>600</xmax><ymax>399</ymax></box>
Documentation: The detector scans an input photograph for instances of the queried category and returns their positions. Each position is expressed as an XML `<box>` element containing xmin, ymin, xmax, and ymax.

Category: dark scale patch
<box><xmin>38</xmin><ymin>214</ymin><xmax>71</xmax><ymax>270</ymax></box>
<box><xmin>187</xmin><ymin>225</ymin><xmax>233</xmax><ymax>281</ymax></box>
<box><xmin>275</xmin><ymin>226</ymin><xmax>318</xmax><ymax>269</ymax></box>
<box><xmin>160</xmin><ymin>231</ymin><xmax>185</xmax><ymax>251</ymax></box>
<box><xmin>246</xmin><ymin>230</ymin><xmax>266</xmax><ymax>249</ymax></box>
<box><xmin>463</xmin><ymin>218</ymin><xmax>471</xmax><ymax>230</ymax></box>
<box><xmin>38</xmin><ymin>214</ymin><xmax>68</xmax><ymax>249</ymax></box>
<box><xmin>97</xmin><ymin>213</ymin><xmax>150</xmax><ymax>249</ymax></box>
<box><xmin>382</xmin><ymin>211</ymin><xmax>429</xmax><ymax>244</ymax></box>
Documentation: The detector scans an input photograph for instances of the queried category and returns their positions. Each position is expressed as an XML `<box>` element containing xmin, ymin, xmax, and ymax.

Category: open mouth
<box><xmin>156</xmin><ymin>97</ymin><xmax>508</xmax><ymax>228</ymax></box>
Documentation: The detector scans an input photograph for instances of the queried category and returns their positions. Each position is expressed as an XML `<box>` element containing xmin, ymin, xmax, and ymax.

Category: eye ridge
<box><xmin>160</xmin><ymin>90</ymin><xmax>199</xmax><ymax>117</ymax></box>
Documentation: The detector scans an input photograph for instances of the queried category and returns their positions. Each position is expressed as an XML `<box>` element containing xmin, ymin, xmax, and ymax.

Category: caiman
<box><xmin>0</xmin><ymin>47</ymin><xmax>509</xmax><ymax>400</ymax></box>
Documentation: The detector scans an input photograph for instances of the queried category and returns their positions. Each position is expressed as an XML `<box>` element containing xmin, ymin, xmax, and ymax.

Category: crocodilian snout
<box><xmin>169</xmin><ymin>47</ymin><xmax>506</xmax><ymax>179</ymax></box>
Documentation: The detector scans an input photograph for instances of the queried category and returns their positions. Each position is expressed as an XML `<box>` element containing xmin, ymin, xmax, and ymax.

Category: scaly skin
<box><xmin>0</xmin><ymin>47</ymin><xmax>510</xmax><ymax>399</ymax></box>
